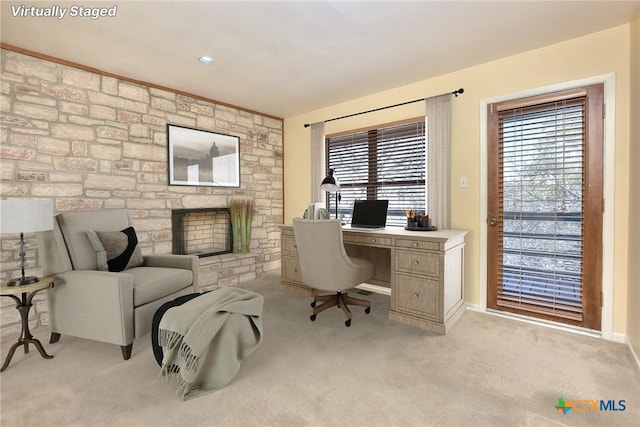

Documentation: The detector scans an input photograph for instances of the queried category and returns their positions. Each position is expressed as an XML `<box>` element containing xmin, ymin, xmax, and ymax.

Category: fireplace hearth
<box><xmin>172</xmin><ymin>208</ymin><xmax>232</xmax><ymax>258</ymax></box>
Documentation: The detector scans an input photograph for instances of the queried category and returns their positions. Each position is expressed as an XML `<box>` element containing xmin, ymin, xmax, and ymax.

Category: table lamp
<box><xmin>0</xmin><ymin>199</ymin><xmax>54</xmax><ymax>286</ymax></box>
<box><xmin>320</xmin><ymin>168</ymin><xmax>341</xmax><ymax>220</ymax></box>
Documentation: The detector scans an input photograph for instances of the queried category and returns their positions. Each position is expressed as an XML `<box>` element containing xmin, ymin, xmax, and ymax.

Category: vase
<box><xmin>229</xmin><ymin>197</ymin><xmax>255</xmax><ymax>254</ymax></box>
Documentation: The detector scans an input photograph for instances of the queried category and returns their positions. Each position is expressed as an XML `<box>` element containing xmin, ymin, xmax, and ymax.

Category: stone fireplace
<box><xmin>172</xmin><ymin>208</ymin><xmax>232</xmax><ymax>258</ymax></box>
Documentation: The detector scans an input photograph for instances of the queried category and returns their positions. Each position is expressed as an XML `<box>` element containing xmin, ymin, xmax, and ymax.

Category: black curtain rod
<box><xmin>303</xmin><ymin>88</ymin><xmax>464</xmax><ymax>128</ymax></box>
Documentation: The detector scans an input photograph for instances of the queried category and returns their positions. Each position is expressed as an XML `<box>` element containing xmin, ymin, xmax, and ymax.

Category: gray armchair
<box><xmin>292</xmin><ymin>218</ymin><xmax>375</xmax><ymax>327</ymax></box>
<box><xmin>36</xmin><ymin>210</ymin><xmax>198</xmax><ymax>360</ymax></box>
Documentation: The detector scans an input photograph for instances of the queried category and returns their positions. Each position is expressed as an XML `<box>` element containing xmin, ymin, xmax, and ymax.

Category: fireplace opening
<box><xmin>172</xmin><ymin>208</ymin><xmax>232</xmax><ymax>258</ymax></box>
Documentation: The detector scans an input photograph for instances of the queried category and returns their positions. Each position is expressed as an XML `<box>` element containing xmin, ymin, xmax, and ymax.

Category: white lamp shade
<box><xmin>0</xmin><ymin>199</ymin><xmax>54</xmax><ymax>234</ymax></box>
<box><xmin>320</xmin><ymin>182</ymin><xmax>340</xmax><ymax>193</ymax></box>
<box><xmin>320</xmin><ymin>174</ymin><xmax>340</xmax><ymax>193</ymax></box>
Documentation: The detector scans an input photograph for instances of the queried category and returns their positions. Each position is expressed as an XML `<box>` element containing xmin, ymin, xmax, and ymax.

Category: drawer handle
<box><xmin>413</xmin><ymin>293</ymin><xmax>420</xmax><ymax>299</ymax></box>
<box><xmin>414</xmin><ymin>242</ymin><xmax>419</xmax><ymax>247</ymax></box>
<box><xmin>414</xmin><ymin>260</ymin><xmax>419</xmax><ymax>265</ymax></box>
<box><xmin>371</xmin><ymin>238</ymin><xmax>377</xmax><ymax>243</ymax></box>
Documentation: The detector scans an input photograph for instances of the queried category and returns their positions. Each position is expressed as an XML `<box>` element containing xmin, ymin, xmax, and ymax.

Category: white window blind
<box><xmin>497</xmin><ymin>97</ymin><xmax>586</xmax><ymax>321</ymax></box>
<box><xmin>326</xmin><ymin>120</ymin><xmax>425</xmax><ymax>226</ymax></box>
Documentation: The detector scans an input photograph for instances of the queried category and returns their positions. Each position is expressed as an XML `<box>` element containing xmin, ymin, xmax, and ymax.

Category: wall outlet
<box><xmin>459</xmin><ymin>176</ymin><xmax>468</xmax><ymax>188</ymax></box>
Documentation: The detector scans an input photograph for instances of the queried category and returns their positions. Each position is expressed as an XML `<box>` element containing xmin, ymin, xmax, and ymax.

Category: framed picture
<box><xmin>167</xmin><ymin>124</ymin><xmax>240</xmax><ymax>187</ymax></box>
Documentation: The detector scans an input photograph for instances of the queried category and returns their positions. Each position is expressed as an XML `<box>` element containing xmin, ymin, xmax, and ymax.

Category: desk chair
<box><xmin>292</xmin><ymin>219</ymin><xmax>375</xmax><ymax>327</ymax></box>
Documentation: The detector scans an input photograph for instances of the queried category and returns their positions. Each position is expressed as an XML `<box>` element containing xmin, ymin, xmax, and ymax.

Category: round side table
<box><xmin>0</xmin><ymin>277</ymin><xmax>55</xmax><ymax>372</ymax></box>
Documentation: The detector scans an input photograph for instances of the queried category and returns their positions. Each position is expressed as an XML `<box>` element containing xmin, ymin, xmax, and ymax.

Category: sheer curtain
<box><xmin>426</xmin><ymin>94</ymin><xmax>452</xmax><ymax>229</ymax></box>
<box><xmin>309</xmin><ymin>122</ymin><xmax>325</xmax><ymax>203</ymax></box>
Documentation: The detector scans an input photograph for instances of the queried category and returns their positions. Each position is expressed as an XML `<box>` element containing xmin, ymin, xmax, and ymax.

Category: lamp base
<box><xmin>8</xmin><ymin>276</ymin><xmax>39</xmax><ymax>286</ymax></box>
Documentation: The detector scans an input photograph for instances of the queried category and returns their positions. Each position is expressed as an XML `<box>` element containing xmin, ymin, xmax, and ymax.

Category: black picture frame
<box><xmin>167</xmin><ymin>124</ymin><xmax>240</xmax><ymax>187</ymax></box>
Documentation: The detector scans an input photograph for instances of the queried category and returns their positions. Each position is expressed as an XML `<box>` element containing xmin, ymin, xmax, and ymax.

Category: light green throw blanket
<box><xmin>158</xmin><ymin>287</ymin><xmax>263</xmax><ymax>399</ymax></box>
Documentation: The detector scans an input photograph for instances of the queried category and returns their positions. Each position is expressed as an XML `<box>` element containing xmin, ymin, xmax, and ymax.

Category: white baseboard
<box><xmin>626</xmin><ymin>336</ymin><xmax>640</xmax><ymax>371</ymax></box>
<box><xmin>611</xmin><ymin>332</ymin><xmax>626</xmax><ymax>344</ymax></box>
<box><xmin>356</xmin><ymin>282</ymin><xmax>391</xmax><ymax>296</ymax></box>
<box><xmin>465</xmin><ymin>302</ymin><xmax>481</xmax><ymax>312</ymax></box>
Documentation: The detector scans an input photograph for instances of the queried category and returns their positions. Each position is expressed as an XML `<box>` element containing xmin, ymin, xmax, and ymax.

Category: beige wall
<box><xmin>284</xmin><ymin>25</ymin><xmax>633</xmax><ymax>337</ymax></box>
<box><xmin>0</xmin><ymin>49</ymin><xmax>284</xmax><ymax>336</ymax></box>
<box><xmin>627</xmin><ymin>11</ymin><xmax>640</xmax><ymax>359</ymax></box>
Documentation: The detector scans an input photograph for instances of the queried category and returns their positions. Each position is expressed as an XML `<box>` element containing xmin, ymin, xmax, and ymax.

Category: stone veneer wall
<box><xmin>0</xmin><ymin>49</ymin><xmax>283</xmax><ymax>337</ymax></box>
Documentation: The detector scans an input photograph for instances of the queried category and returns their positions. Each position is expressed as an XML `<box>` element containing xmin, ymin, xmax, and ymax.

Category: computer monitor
<box><xmin>350</xmin><ymin>199</ymin><xmax>389</xmax><ymax>229</ymax></box>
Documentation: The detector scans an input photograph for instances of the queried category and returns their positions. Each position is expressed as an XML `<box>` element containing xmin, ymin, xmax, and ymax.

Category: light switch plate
<box><xmin>459</xmin><ymin>176</ymin><xmax>468</xmax><ymax>188</ymax></box>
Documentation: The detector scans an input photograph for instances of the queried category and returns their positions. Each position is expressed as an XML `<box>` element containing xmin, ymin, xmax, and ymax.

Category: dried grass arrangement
<box><xmin>229</xmin><ymin>197</ymin><xmax>255</xmax><ymax>254</ymax></box>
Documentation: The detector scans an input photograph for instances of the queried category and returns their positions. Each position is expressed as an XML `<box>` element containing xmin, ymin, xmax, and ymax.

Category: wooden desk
<box><xmin>280</xmin><ymin>225</ymin><xmax>467</xmax><ymax>334</ymax></box>
<box><xmin>0</xmin><ymin>277</ymin><xmax>55</xmax><ymax>372</ymax></box>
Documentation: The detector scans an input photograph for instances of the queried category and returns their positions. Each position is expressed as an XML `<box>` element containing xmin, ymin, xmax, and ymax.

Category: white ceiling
<box><xmin>1</xmin><ymin>1</ymin><xmax>638</xmax><ymax>118</ymax></box>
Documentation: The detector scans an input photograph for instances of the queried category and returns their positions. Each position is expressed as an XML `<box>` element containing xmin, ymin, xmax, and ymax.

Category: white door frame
<box><xmin>478</xmin><ymin>73</ymin><xmax>616</xmax><ymax>341</ymax></box>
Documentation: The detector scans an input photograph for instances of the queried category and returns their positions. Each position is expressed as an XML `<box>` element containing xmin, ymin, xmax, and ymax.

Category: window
<box><xmin>326</xmin><ymin>119</ymin><xmax>425</xmax><ymax>226</ymax></box>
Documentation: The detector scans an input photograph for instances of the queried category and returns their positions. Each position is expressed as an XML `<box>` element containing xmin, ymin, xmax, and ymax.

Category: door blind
<box><xmin>496</xmin><ymin>97</ymin><xmax>586</xmax><ymax>321</ymax></box>
<box><xmin>326</xmin><ymin>120</ymin><xmax>425</xmax><ymax>226</ymax></box>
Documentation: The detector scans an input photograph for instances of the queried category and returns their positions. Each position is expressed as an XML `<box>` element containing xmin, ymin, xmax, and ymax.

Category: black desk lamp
<box><xmin>320</xmin><ymin>169</ymin><xmax>341</xmax><ymax>220</ymax></box>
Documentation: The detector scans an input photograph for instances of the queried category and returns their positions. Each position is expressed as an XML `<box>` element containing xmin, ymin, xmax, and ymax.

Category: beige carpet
<box><xmin>1</xmin><ymin>272</ymin><xmax>638</xmax><ymax>427</ymax></box>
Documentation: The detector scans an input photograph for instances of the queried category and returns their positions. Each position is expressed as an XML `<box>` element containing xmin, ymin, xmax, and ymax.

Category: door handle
<box><xmin>489</xmin><ymin>217</ymin><xmax>499</xmax><ymax>226</ymax></box>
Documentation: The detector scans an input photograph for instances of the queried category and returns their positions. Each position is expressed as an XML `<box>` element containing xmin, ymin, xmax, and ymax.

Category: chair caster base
<box><xmin>310</xmin><ymin>314</ymin><xmax>317</xmax><ymax>321</ymax></box>
<box><xmin>345</xmin><ymin>319</ymin><xmax>351</xmax><ymax>327</ymax></box>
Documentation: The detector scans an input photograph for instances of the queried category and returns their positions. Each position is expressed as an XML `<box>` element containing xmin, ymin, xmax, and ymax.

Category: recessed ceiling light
<box><xmin>199</xmin><ymin>56</ymin><xmax>214</xmax><ymax>65</ymax></box>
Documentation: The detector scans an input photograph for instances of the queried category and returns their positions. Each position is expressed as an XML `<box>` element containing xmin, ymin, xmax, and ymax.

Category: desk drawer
<box><xmin>282</xmin><ymin>236</ymin><xmax>298</xmax><ymax>254</ymax></box>
<box><xmin>395</xmin><ymin>239</ymin><xmax>441</xmax><ymax>251</ymax></box>
<box><xmin>396</xmin><ymin>249</ymin><xmax>440</xmax><ymax>276</ymax></box>
<box><xmin>344</xmin><ymin>234</ymin><xmax>391</xmax><ymax>247</ymax></box>
<box><xmin>282</xmin><ymin>255</ymin><xmax>302</xmax><ymax>283</ymax></box>
<box><xmin>281</xmin><ymin>227</ymin><xmax>295</xmax><ymax>238</ymax></box>
<box><xmin>394</xmin><ymin>274</ymin><xmax>440</xmax><ymax>319</ymax></box>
